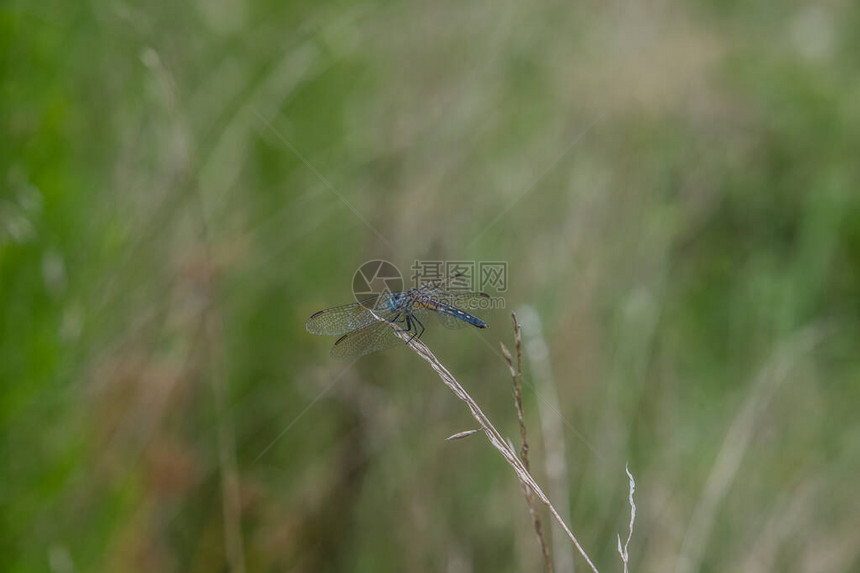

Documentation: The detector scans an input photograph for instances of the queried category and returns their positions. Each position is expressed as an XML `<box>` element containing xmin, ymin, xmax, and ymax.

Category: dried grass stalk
<box><xmin>502</xmin><ymin>313</ymin><xmax>554</xmax><ymax>573</ymax></box>
<box><xmin>617</xmin><ymin>464</ymin><xmax>636</xmax><ymax>573</ymax></box>
<box><xmin>386</xmin><ymin>321</ymin><xmax>600</xmax><ymax>573</ymax></box>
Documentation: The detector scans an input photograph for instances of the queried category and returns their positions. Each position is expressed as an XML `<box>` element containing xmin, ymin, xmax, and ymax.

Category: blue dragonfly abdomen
<box><xmin>417</xmin><ymin>299</ymin><xmax>487</xmax><ymax>328</ymax></box>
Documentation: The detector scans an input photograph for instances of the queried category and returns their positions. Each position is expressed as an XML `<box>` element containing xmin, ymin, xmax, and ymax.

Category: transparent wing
<box><xmin>330</xmin><ymin>321</ymin><xmax>408</xmax><ymax>358</ymax></box>
<box><xmin>329</xmin><ymin>305</ymin><xmax>432</xmax><ymax>358</ymax></box>
<box><xmin>431</xmin><ymin>291</ymin><xmax>491</xmax><ymax>309</ymax></box>
<box><xmin>306</xmin><ymin>295</ymin><xmax>398</xmax><ymax>336</ymax></box>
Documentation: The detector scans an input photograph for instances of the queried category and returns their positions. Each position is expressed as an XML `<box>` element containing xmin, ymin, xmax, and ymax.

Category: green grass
<box><xmin>3</xmin><ymin>1</ymin><xmax>860</xmax><ymax>571</ymax></box>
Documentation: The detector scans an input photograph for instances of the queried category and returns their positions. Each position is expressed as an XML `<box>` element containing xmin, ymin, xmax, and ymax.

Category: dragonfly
<box><xmin>306</xmin><ymin>277</ymin><xmax>490</xmax><ymax>358</ymax></box>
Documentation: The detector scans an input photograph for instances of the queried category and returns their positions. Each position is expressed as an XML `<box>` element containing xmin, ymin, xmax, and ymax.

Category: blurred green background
<box><xmin>3</xmin><ymin>0</ymin><xmax>860</xmax><ymax>571</ymax></box>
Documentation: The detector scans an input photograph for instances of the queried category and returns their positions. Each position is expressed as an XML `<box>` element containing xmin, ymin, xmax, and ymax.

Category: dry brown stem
<box><xmin>502</xmin><ymin>313</ymin><xmax>553</xmax><ymax>573</ymax></box>
<box><xmin>386</xmin><ymin>322</ymin><xmax>599</xmax><ymax>573</ymax></box>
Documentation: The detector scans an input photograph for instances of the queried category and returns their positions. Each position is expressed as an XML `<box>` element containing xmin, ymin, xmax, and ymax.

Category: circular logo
<box><xmin>352</xmin><ymin>260</ymin><xmax>403</xmax><ymax>307</ymax></box>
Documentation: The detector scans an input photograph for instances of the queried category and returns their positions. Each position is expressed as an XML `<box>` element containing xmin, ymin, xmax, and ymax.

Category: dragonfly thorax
<box><xmin>382</xmin><ymin>291</ymin><xmax>412</xmax><ymax>312</ymax></box>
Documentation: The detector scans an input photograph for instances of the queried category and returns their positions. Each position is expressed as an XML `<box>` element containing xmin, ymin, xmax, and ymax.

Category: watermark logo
<box><xmin>479</xmin><ymin>261</ymin><xmax>507</xmax><ymax>292</ymax></box>
<box><xmin>410</xmin><ymin>260</ymin><xmax>507</xmax><ymax>292</ymax></box>
<box><xmin>352</xmin><ymin>259</ymin><xmax>403</xmax><ymax>306</ymax></box>
<box><xmin>351</xmin><ymin>259</ymin><xmax>508</xmax><ymax>311</ymax></box>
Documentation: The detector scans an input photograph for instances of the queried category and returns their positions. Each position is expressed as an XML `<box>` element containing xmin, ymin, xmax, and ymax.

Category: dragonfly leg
<box><xmin>395</xmin><ymin>312</ymin><xmax>417</xmax><ymax>334</ymax></box>
<box><xmin>398</xmin><ymin>315</ymin><xmax>412</xmax><ymax>335</ymax></box>
<box><xmin>408</xmin><ymin>314</ymin><xmax>425</xmax><ymax>343</ymax></box>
